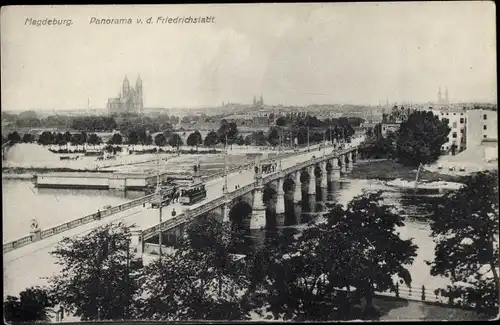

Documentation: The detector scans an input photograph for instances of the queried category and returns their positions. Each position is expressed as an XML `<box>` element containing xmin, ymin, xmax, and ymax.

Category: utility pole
<box><xmin>156</xmin><ymin>153</ymin><xmax>163</xmax><ymax>261</ymax></box>
<box><xmin>223</xmin><ymin>133</ymin><xmax>228</xmax><ymax>194</ymax></box>
<box><xmin>307</xmin><ymin>126</ymin><xmax>310</xmax><ymax>151</ymax></box>
<box><xmin>125</xmin><ymin>239</ymin><xmax>130</xmax><ymax>320</ymax></box>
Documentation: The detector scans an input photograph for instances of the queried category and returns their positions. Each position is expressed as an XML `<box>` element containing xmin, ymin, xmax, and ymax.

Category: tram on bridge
<box><xmin>179</xmin><ymin>181</ymin><xmax>207</xmax><ymax>205</ymax></box>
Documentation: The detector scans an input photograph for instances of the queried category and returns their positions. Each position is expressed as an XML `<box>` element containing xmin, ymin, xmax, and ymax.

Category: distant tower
<box><xmin>445</xmin><ymin>87</ymin><xmax>449</xmax><ymax>106</ymax></box>
<box><xmin>437</xmin><ymin>87</ymin><xmax>442</xmax><ymax>106</ymax></box>
<box><xmin>122</xmin><ymin>75</ymin><xmax>130</xmax><ymax>97</ymax></box>
<box><xmin>253</xmin><ymin>95</ymin><xmax>257</xmax><ymax>106</ymax></box>
<box><xmin>135</xmin><ymin>75</ymin><xmax>143</xmax><ymax>112</ymax></box>
<box><xmin>260</xmin><ymin>94</ymin><xmax>264</xmax><ymax>106</ymax></box>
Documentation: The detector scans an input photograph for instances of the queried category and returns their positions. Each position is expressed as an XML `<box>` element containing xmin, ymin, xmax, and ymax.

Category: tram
<box><xmin>179</xmin><ymin>181</ymin><xmax>207</xmax><ymax>205</ymax></box>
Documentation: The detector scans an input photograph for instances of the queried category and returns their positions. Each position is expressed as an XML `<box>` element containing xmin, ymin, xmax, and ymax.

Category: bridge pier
<box><xmin>329</xmin><ymin>157</ymin><xmax>341</xmax><ymax>181</ymax></box>
<box><xmin>222</xmin><ymin>201</ymin><xmax>229</xmax><ymax>223</ymax></box>
<box><xmin>250</xmin><ymin>187</ymin><xmax>266</xmax><ymax>229</ymax></box>
<box><xmin>293</xmin><ymin>171</ymin><xmax>302</xmax><ymax>203</ymax></box>
<box><xmin>347</xmin><ymin>151</ymin><xmax>353</xmax><ymax>172</ymax></box>
<box><xmin>307</xmin><ymin>165</ymin><xmax>316</xmax><ymax>211</ymax></box>
<box><xmin>319</xmin><ymin>161</ymin><xmax>327</xmax><ymax>189</ymax></box>
<box><xmin>275</xmin><ymin>177</ymin><xmax>285</xmax><ymax>215</ymax></box>
<box><xmin>340</xmin><ymin>154</ymin><xmax>347</xmax><ymax>174</ymax></box>
<box><xmin>131</xmin><ymin>230</ymin><xmax>144</xmax><ymax>255</ymax></box>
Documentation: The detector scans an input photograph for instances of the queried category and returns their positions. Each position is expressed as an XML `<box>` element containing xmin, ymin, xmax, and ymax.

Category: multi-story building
<box><xmin>107</xmin><ymin>75</ymin><xmax>143</xmax><ymax>115</ymax></box>
<box><xmin>466</xmin><ymin>109</ymin><xmax>498</xmax><ymax>161</ymax></box>
<box><xmin>431</xmin><ymin>109</ymin><xmax>467</xmax><ymax>154</ymax></box>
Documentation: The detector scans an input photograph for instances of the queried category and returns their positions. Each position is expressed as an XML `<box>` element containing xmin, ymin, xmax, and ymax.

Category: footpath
<box><xmin>375</xmin><ymin>296</ymin><xmax>490</xmax><ymax>321</ymax></box>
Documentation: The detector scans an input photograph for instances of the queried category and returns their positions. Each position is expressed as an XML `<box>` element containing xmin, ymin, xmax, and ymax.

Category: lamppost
<box><xmin>223</xmin><ymin>133</ymin><xmax>228</xmax><ymax>194</ymax></box>
<box><xmin>307</xmin><ymin>126</ymin><xmax>310</xmax><ymax>151</ymax></box>
<box><xmin>278</xmin><ymin>124</ymin><xmax>283</xmax><ymax>171</ymax></box>
<box><xmin>156</xmin><ymin>153</ymin><xmax>163</xmax><ymax>261</ymax></box>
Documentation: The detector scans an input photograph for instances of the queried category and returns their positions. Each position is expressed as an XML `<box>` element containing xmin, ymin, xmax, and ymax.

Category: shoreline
<box><xmin>350</xmin><ymin>159</ymin><xmax>469</xmax><ymax>183</ymax></box>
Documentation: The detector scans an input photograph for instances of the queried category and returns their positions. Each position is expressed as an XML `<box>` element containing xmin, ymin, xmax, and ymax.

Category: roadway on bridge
<box><xmin>3</xmin><ymin>146</ymin><xmax>334</xmax><ymax>297</ymax></box>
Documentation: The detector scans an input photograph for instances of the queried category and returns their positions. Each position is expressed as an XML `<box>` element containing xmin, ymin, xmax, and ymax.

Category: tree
<box><xmin>427</xmin><ymin>171</ymin><xmax>499</xmax><ymax>316</ymax></box>
<box><xmin>204</xmin><ymin>131</ymin><xmax>219</xmax><ymax>147</ymax></box>
<box><xmin>6</xmin><ymin>131</ymin><xmax>21</xmax><ymax>144</ymax></box>
<box><xmin>276</xmin><ymin>116</ymin><xmax>287</xmax><ymax>127</ymax></box>
<box><xmin>267</xmin><ymin>127</ymin><xmax>280</xmax><ymax>147</ymax></box>
<box><xmin>63</xmin><ymin>131</ymin><xmax>72</xmax><ymax>144</ymax></box>
<box><xmin>108</xmin><ymin>133</ymin><xmax>123</xmax><ymax>145</ymax></box>
<box><xmin>137</xmin><ymin>219</ymin><xmax>251</xmax><ymax>321</ymax></box>
<box><xmin>54</xmin><ymin>132</ymin><xmax>66</xmax><ymax>146</ymax></box>
<box><xmin>168</xmin><ymin>133</ymin><xmax>183</xmax><ymax>148</ymax></box>
<box><xmin>145</xmin><ymin>134</ymin><xmax>153</xmax><ymax>146</ymax></box>
<box><xmin>236</xmin><ymin>135</ymin><xmax>245</xmax><ymax>146</ymax></box>
<box><xmin>4</xmin><ymin>286</ymin><xmax>56</xmax><ymax>322</ymax></box>
<box><xmin>48</xmin><ymin>222</ymin><xmax>142</xmax><ymax>321</ymax></box>
<box><xmin>22</xmin><ymin>133</ymin><xmax>35</xmax><ymax>143</ymax></box>
<box><xmin>396</xmin><ymin>111</ymin><xmax>450</xmax><ymax>166</ymax></box>
<box><xmin>186</xmin><ymin>131</ymin><xmax>203</xmax><ymax>147</ymax></box>
<box><xmin>87</xmin><ymin>133</ymin><xmax>103</xmax><ymax>148</ymax></box>
<box><xmin>127</xmin><ymin>131</ymin><xmax>139</xmax><ymax>145</ymax></box>
<box><xmin>248</xmin><ymin>193</ymin><xmax>417</xmax><ymax>321</ymax></box>
<box><xmin>217</xmin><ymin>120</ymin><xmax>238</xmax><ymax>146</ymax></box>
<box><xmin>38</xmin><ymin>131</ymin><xmax>54</xmax><ymax>146</ymax></box>
<box><xmin>70</xmin><ymin>133</ymin><xmax>84</xmax><ymax>146</ymax></box>
<box><xmin>154</xmin><ymin>133</ymin><xmax>167</xmax><ymax>147</ymax></box>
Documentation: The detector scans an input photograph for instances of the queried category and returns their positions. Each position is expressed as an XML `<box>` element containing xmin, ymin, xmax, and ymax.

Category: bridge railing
<box><xmin>3</xmin><ymin>193</ymin><xmax>158</xmax><ymax>254</ymax></box>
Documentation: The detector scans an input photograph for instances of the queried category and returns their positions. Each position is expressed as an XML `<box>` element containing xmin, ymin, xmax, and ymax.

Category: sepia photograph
<box><xmin>1</xmin><ymin>2</ymin><xmax>498</xmax><ymax>322</ymax></box>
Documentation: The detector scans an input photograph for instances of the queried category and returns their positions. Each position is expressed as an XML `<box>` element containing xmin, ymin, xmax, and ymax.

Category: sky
<box><xmin>1</xmin><ymin>2</ymin><xmax>497</xmax><ymax>111</ymax></box>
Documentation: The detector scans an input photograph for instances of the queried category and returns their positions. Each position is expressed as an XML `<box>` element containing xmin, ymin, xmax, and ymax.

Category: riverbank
<box><xmin>350</xmin><ymin>160</ymin><xmax>466</xmax><ymax>183</ymax></box>
<box><xmin>2</xmin><ymin>166</ymin><xmax>111</xmax><ymax>175</ymax></box>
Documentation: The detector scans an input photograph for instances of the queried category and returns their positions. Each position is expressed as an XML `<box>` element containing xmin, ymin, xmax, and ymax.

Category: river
<box><xmin>2</xmin><ymin>175</ymin><xmax>453</xmax><ymax>292</ymax></box>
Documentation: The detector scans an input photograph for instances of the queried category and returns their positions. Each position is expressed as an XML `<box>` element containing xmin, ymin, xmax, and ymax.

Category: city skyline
<box><xmin>1</xmin><ymin>2</ymin><xmax>497</xmax><ymax>111</ymax></box>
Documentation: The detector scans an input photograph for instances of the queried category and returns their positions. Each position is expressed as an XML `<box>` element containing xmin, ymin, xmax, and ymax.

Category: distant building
<box><xmin>436</xmin><ymin>86</ymin><xmax>450</xmax><ymax>108</ymax></box>
<box><xmin>107</xmin><ymin>75</ymin><xmax>143</xmax><ymax>115</ymax></box>
<box><xmin>466</xmin><ymin>109</ymin><xmax>498</xmax><ymax>161</ymax></box>
<box><xmin>431</xmin><ymin>108</ymin><xmax>467</xmax><ymax>154</ymax></box>
<box><xmin>252</xmin><ymin>94</ymin><xmax>264</xmax><ymax>108</ymax></box>
<box><xmin>380</xmin><ymin>122</ymin><xmax>400</xmax><ymax>138</ymax></box>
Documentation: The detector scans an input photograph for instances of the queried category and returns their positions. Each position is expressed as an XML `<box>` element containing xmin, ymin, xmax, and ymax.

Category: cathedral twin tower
<box><xmin>107</xmin><ymin>75</ymin><xmax>143</xmax><ymax>115</ymax></box>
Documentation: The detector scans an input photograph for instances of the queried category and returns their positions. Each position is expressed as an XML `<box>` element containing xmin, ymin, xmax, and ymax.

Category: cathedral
<box><xmin>107</xmin><ymin>75</ymin><xmax>143</xmax><ymax>114</ymax></box>
<box><xmin>252</xmin><ymin>94</ymin><xmax>264</xmax><ymax>108</ymax></box>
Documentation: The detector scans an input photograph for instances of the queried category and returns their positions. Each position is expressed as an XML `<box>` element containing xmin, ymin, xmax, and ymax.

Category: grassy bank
<box><xmin>350</xmin><ymin>160</ymin><xmax>466</xmax><ymax>183</ymax></box>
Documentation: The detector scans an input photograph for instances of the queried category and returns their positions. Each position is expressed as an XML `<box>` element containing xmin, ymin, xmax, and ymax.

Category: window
<box><xmin>452</xmin><ymin>122</ymin><xmax>457</xmax><ymax>128</ymax></box>
<box><xmin>484</xmin><ymin>135</ymin><xmax>487</xmax><ymax>138</ymax></box>
<box><xmin>452</xmin><ymin>132</ymin><xmax>457</xmax><ymax>138</ymax></box>
<box><xmin>460</xmin><ymin>128</ymin><xmax>464</xmax><ymax>134</ymax></box>
<box><xmin>453</xmin><ymin>113</ymin><xmax>456</xmax><ymax>115</ymax></box>
<box><xmin>484</xmin><ymin>114</ymin><xmax>487</xmax><ymax>120</ymax></box>
<box><xmin>484</xmin><ymin>125</ymin><xmax>487</xmax><ymax>130</ymax></box>
<box><xmin>447</xmin><ymin>137</ymin><xmax>450</xmax><ymax>142</ymax></box>
<box><xmin>461</xmin><ymin>113</ymin><xmax>464</xmax><ymax>116</ymax></box>
<box><xmin>446</xmin><ymin>113</ymin><xmax>449</xmax><ymax>115</ymax></box>
<box><xmin>460</xmin><ymin>118</ymin><xmax>464</xmax><ymax>123</ymax></box>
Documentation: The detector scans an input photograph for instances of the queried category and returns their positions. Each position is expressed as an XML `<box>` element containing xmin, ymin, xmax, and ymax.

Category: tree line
<box><xmin>359</xmin><ymin>110</ymin><xmax>452</xmax><ymax>167</ymax></box>
<box><xmin>5</xmin><ymin>171</ymin><xmax>497</xmax><ymax>322</ymax></box>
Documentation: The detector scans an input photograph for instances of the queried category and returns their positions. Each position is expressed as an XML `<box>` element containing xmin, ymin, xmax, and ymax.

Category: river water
<box><xmin>2</xmin><ymin>175</ymin><xmax>453</xmax><ymax>291</ymax></box>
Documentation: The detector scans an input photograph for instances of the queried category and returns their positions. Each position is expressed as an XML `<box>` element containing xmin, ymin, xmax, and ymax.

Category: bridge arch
<box><xmin>283</xmin><ymin>177</ymin><xmax>295</xmax><ymax>192</ymax></box>
<box><xmin>300</xmin><ymin>169</ymin><xmax>310</xmax><ymax>183</ymax></box>
<box><xmin>229</xmin><ymin>200</ymin><xmax>253</xmax><ymax>230</ymax></box>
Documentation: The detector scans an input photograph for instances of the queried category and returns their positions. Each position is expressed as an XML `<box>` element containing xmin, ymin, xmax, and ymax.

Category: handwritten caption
<box><xmin>24</xmin><ymin>16</ymin><xmax>216</xmax><ymax>27</ymax></box>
